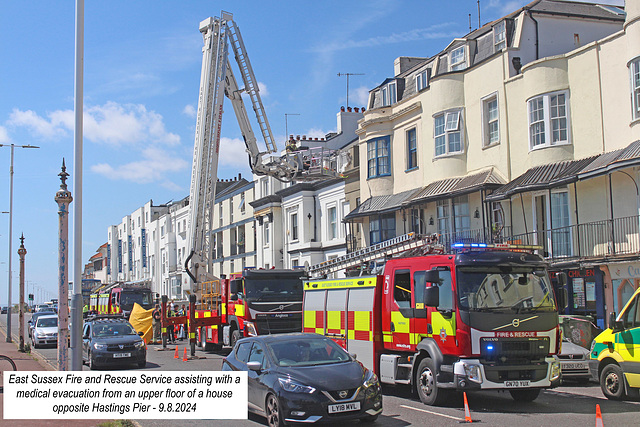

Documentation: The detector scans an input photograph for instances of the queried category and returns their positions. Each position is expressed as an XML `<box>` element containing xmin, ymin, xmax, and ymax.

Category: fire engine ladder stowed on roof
<box><xmin>308</xmin><ymin>233</ymin><xmax>444</xmax><ymax>277</ymax></box>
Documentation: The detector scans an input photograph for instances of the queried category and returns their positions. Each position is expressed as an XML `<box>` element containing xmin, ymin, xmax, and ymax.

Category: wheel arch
<box><xmin>412</xmin><ymin>338</ymin><xmax>444</xmax><ymax>387</ymax></box>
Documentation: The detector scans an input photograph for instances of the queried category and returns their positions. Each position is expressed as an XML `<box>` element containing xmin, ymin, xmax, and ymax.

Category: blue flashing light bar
<box><xmin>452</xmin><ymin>242</ymin><xmax>543</xmax><ymax>251</ymax></box>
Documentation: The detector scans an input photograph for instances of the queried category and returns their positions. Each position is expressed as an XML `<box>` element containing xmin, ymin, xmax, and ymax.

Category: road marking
<box><xmin>400</xmin><ymin>404</ymin><xmax>465</xmax><ymax>421</ymax></box>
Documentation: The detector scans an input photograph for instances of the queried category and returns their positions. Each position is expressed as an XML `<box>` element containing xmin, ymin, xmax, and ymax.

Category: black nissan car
<box><xmin>222</xmin><ymin>333</ymin><xmax>382</xmax><ymax>426</ymax></box>
<box><xmin>82</xmin><ymin>315</ymin><xmax>146</xmax><ymax>369</ymax></box>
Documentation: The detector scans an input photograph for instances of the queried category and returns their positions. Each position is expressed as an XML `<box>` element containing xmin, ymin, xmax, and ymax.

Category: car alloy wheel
<box><xmin>266</xmin><ymin>394</ymin><xmax>284</xmax><ymax>427</ymax></box>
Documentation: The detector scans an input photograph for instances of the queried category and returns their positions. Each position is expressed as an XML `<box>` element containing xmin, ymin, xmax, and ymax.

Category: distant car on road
<box><xmin>1</xmin><ymin>307</ymin><xmax>7</xmax><ymax>314</ymax></box>
<box><xmin>223</xmin><ymin>333</ymin><xmax>382</xmax><ymax>426</ymax></box>
<box><xmin>31</xmin><ymin>314</ymin><xmax>58</xmax><ymax>348</ymax></box>
<box><xmin>82</xmin><ymin>315</ymin><xmax>146</xmax><ymax>370</ymax></box>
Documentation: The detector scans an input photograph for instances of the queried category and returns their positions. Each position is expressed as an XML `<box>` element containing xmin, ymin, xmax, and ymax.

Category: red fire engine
<box><xmin>89</xmin><ymin>282</ymin><xmax>153</xmax><ymax>319</ymax></box>
<box><xmin>194</xmin><ymin>268</ymin><xmax>306</xmax><ymax>350</ymax></box>
<box><xmin>303</xmin><ymin>233</ymin><xmax>567</xmax><ymax>405</ymax></box>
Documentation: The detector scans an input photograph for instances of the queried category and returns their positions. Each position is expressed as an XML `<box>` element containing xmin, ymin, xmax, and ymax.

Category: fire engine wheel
<box><xmin>416</xmin><ymin>357</ymin><xmax>448</xmax><ymax>406</ymax></box>
<box><xmin>231</xmin><ymin>329</ymin><xmax>241</xmax><ymax>348</ymax></box>
<box><xmin>265</xmin><ymin>393</ymin><xmax>284</xmax><ymax>427</ymax></box>
<box><xmin>508</xmin><ymin>388</ymin><xmax>541</xmax><ymax>402</ymax></box>
<box><xmin>600</xmin><ymin>363</ymin><xmax>626</xmax><ymax>400</ymax></box>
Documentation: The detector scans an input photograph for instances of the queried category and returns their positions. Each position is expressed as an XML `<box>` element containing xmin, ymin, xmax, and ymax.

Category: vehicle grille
<box><xmin>325</xmin><ymin>388</ymin><xmax>358</xmax><ymax>401</ymax></box>
<box><xmin>106</xmin><ymin>343</ymin><xmax>136</xmax><ymax>351</ymax></box>
<box><xmin>480</xmin><ymin>337</ymin><xmax>550</xmax><ymax>360</ymax></box>
<box><xmin>254</xmin><ymin>313</ymin><xmax>302</xmax><ymax>334</ymax></box>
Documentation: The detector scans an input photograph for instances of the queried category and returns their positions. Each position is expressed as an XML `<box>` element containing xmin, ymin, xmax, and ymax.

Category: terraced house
<box><xmin>346</xmin><ymin>0</ymin><xmax>639</xmax><ymax>329</ymax></box>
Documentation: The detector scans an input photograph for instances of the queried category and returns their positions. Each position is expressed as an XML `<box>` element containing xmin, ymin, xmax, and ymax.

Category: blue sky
<box><xmin>0</xmin><ymin>0</ymin><xmax>624</xmax><ymax>303</ymax></box>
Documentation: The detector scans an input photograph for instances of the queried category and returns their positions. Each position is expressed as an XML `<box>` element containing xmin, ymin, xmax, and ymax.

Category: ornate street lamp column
<box><xmin>55</xmin><ymin>160</ymin><xmax>72</xmax><ymax>371</ymax></box>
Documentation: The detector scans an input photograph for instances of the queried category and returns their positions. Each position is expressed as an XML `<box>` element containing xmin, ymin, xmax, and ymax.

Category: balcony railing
<box><xmin>438</xmin><ymin>215</ymin><xmax>640</xmax><ymax>262</ymax></box>
<box><xmin>346</xmin><ymin>215</ymin><xmax>640</xmax><ymax>264</ymax></box>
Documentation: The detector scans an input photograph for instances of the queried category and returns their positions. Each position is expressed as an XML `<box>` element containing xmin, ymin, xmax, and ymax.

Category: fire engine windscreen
<box><xmin>121</xmin><ymin>291</ymin><xmax>153</xmax><ymax>310</ymax></box>
<box><xmin>244</xmin><ymin>278</ymin><xmax>303</xmax><ymax>302</ymax></box>
<box><xmin>456</xmin><ymin>267</ymin><xmax>556</xmax><ymax>312</ymax></box>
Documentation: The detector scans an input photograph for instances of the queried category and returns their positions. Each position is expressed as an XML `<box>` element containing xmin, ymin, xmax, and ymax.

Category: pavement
<box><xmin>0</xmin><ymin>325</ymin><xmax>112</xmax><ymax>426</ymax></box>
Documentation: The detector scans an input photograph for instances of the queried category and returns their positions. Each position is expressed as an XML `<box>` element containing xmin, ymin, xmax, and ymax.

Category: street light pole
<box><xmin>0</xmin><ymin>144</ymin><xmax>39</xmax><ymax>342</ymax></box>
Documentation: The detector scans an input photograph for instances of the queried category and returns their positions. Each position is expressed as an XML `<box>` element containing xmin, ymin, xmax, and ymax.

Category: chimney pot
<box><xmin>296</xmin><ymin>135</ymin><xmax>301</xmax><ymax>140</ymax></box>
<box><xmin>354</xmin><ymin>107</ymin><xmax>360</xmax><ymax>112</ymax></box>
<box><xmin>347</xmin><ymin>106</ymin><xmax>352</xmax><ymax>112</ymax></box>
<box><xmin>362</xmin><ymin>107</ymin><xmax>366</xmax><ymax>112</ymax></box>
<box><xmin>302</xmin><ymin>135</ymin><xmax>306</xmax><ymax>140</ymax></box>
<box><xmin>340</xmin><ymin>106</ymin><xmax>345</xmax><ymax>112</ymax></box>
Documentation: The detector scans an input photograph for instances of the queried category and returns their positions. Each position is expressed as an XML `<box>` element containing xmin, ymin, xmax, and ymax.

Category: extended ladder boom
<box><xmin>308</xmin><ymin>233</ymin><xmax>443</xmax><ymax>277</ymax></box>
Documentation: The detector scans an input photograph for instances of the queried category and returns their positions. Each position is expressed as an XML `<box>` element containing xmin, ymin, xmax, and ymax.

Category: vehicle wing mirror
<box><xmin>138</xmin><ymin>331</ymin><xmax>144</xmax><ymax>336</ymax></box>
<box><xmin>556</xmin><ymin>286</ymin><xmax>568</xmax><ymax>310</ymax></box>
<box><xmin>609</xmin><ymin>312</ymin><xmax>623</xmax><ymax>332</ymax></box>
<box><xmin>424</xmin><ymin>285</ymin><xmax>439</xmax><ymax>308</ymax></box>
<box><xmin>349</xmin><ymin>353</ymin><xmax>358</xmax><ymax>361</ymax></box>
<box><xmin>556</xmin><ymin>272</ymin><xmax>567</xmax><ymax>287</ymax></box>
<box><xmin>230</xmin><ymin>294</ymin><xmax>238</xmax><ymax>302</ymax></box>
<box><xmin>230</xmin><ymin>281</ymin><xmax>239</xmax><ymax>295</ymax></box>
<box><xmin>424</xmin><ymin>269</ymin><xmax>440</xmax><ymax>284</ymax></box>
<box><xmin>247</xmin><ymin>361</ymin><xmax>262</xmax><ymax>372</ymax></box>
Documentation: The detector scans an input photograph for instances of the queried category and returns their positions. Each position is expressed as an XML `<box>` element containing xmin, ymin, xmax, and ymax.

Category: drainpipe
<box><xmin>312</xmin><ymin>196</ymin><xmax>318</xmax><ymax>242</ymax></box>
<box><xmin>528</xmin><ymin>10</ymin><xmax>540</xmax><ymax>60</ymax></box>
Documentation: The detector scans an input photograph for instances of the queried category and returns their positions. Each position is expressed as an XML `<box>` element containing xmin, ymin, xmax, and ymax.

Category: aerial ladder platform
<box><xmin>307</xmin><ymin>233</ymin><xmax>444</xmax><ymax>278</ymax></box>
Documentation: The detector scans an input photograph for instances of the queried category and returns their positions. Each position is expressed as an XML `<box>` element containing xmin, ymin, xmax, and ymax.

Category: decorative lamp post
<box><xmin>17</xmin><ymin>234</ymin><xmax>26</xmax><ymax>352</ymax></box>
<box><xmin>55</xmin><ymin>160</ymin><xmax>72</xmax><ymax>371</ymax></box>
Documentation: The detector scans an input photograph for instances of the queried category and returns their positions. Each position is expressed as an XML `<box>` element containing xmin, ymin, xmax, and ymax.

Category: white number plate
<box><xmin>563</xmin><ymin>363</ymin><xmax>586</xmax><ymax>370</ymax></box>
<box><xmin>504</xmin><ymin>380</ymin><xmax>530</xmax><ymax>388</ymax></box>
<box><xmin>113</xmin><ymin>352</ymin><xmax>131</xmax><ymax>358</ymax></box>
<box><xmin>328</xmin><ymin>402</ymin><xmax>360</xmax><ymax>414</ymax></box>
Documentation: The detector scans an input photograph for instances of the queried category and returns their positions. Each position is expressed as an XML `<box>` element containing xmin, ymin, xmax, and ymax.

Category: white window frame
<box><xmin>494</xmin><ymin>21</ymin><xmax>506</xmax><ymax>51</ymax></box>
<box><xmin>263</xmin><ymin>222</ymin><xmax>270</xmax><ymax>247</ymax></box>
<box><xmin>433</xmin><ymin>109</ymin><xmax>464</xmax><ymax>157</ymax></box>
<box><xmin>406</xmin><ymin>127</ymin><xmax>417</xmax><ymax>170</ymax></box>
<box><xmin>450</xmin><ymin>46</ymin><xmax>466</xmax><ymax>71</ymax></box>
<box><xmin>482</xmin><ymin>93</ymin><xmax>500</xmax><ymax>147</ymax></box>
<box><xmin>381</xmin><ymin>82</ymin><xmax>397</xmax><ymax>106</ymax></box>
<box><xmin>416</xmin><ymin>69</ymin><xmax>429</xmax><ymax>92</ymax></box>
<box><xmin>630</xmin><ymin>57</ymin><xmax>640</xmax><ymax>121</ymax></box>
<box><xmin>527</xmin><ymin>90</ymin><xmax>571</xmax><ymax>150</ymax></box>
<box><xmin>290</xmin><ymin>211</ymin><xmax>299</xmax><ymax>242</ymax></box>
<box><xmin>327</xmin><ymin>205</ymin><xmax>338</xmax><ymax>240</ymax></box>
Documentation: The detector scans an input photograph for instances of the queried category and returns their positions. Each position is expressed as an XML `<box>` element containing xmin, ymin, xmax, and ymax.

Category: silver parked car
<box><xmin>31</xmin><ymin>314</ymin><xmax>58</xmax><ymax>348</ymax></box>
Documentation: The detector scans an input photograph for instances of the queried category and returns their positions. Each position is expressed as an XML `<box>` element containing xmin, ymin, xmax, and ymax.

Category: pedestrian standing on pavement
<box><xmin>166</xmin><ymin>305</ymin><xmax>175</xmax><ymax>343</ymax></box>
<box><xmin>152</xmin><ymin>304</ymin><xmax>162</xmax><ymax>343</ymax></box>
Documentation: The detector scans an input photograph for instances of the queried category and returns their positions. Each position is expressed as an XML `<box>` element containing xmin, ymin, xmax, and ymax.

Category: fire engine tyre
<box><xmin>508</xmin><ymin>388</ymin><xmax>541</xmax><ymax>402</ymax></box>
<box><xmin>600</xmin><ymin>363</ymin><xmax>626</xmax><ymax>400</ymax></box>
<box><xmin>265</xmin><ymin>393</ymin><xmax>285</xmax><ymax>427</ymax></box>
<box><xmin>231</xmin><ymin>329</ymin><xmax>241</xmax><ymax>348</ymax></box>
<box><xmin>416</xmin><ymin>357</ymin><xmax>449</xmax><ymax>406</ymax></box>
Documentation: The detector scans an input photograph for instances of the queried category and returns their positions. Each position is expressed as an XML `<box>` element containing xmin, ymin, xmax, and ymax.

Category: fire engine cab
<box><xmin>303</xmin><ymin>234</ymin><xmax>567</xmax><ymax>405</ymax></box>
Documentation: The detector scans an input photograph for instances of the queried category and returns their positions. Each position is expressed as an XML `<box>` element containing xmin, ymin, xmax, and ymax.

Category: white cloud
<box><xmin>183</xmin><ymin>104</ymin><xmax>196</xmax><ymax>118</ymax></box>
<box><xmin>8</xmin><ymin>102</ymin><xmax>180</xmax><ymax>147</ymax></box>
<box><xmin>311</xmin><ymin>23</ymin><xmax>458</xmax><ymax>54</ymax></box>
<box><xmin>91</xmin><ymin>146</ymin><xmax>188</xmax><ymax>184</ymax></box>
<box><xmin>0</xmin><ymin>126</ymin><xmax>10</xmax><ymax>143</ymax></box>
<box><xmin>219</xmin><ymin>136</ymin><xmax>251</xmax><ymax>169</ymax></box>
<box><xmin>258</xmin><ymin>82</ymin><xmax>269</xmax><ymax>97</ymax></box>
<box><xmin>8</xmin><ymin>109</ymin><xmax>68</xmax><ymax>139</ymax></box>
<box><xmin>353</xmin><ymin>86</ymin><xmax>370</xmax><ymax>107</ymax></box>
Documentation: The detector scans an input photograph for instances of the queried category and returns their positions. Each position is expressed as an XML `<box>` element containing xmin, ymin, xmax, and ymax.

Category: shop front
<box><xmin>607</xmin><ymin>261</ymin><xmax>640</xmax><ymax>319</ymax></box>
<box><xmin>552</xmin><ymin>267</ymin><xmax>606</xmax><ymax>329</ymax></box>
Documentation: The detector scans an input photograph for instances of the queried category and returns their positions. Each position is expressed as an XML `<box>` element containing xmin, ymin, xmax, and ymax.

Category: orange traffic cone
<box><xmin>183</xmin><ymin>347</ymin><xmax>188</xmax><ymax>362</ymax></box>
<box><xmin>463</xmin><ymin>392</ymin><xmax>472</xmax><ymax>423</ymax></box>
<box><xmin>174</xmin><ymin>345</ymin><xmax>179</xmax><ymax>359</ymax></box>
<box><xmin>595</xmin><ymin>404</ymin><xmax>603</xmax><ymax>427</ymax></box>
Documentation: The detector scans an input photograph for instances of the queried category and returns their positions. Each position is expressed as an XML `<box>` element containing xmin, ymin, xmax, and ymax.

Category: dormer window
<box><xmin>494</xmin><ymin>21</ymin><xmax>506</xmax><ymax>51</ymax></box>
<box><xmin>416</xmin><ymin>69</ymin><xmax>429</xmax><ymax>92</ymax></box>
<box><xmin>450</xmin><ymin>46</ymin><xmax>466</xmax><ymax>71</ymax></box>
<box><xmin>381</xmin><ymin>81</ymin><xmax>397</xmax><ymax>106</ymax></box>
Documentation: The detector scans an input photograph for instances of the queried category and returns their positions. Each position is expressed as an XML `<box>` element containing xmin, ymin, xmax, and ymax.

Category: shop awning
<box><xmin>410</xmin><ymin>168</ymin><xmax>505</xmax><ymax>205</ymax></box>
<box><xmin>345</xmin><ymin>188</ymin><xmax>421</xmax><ymax>221</ymax></box>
